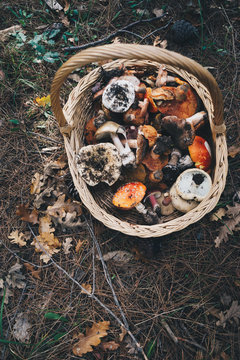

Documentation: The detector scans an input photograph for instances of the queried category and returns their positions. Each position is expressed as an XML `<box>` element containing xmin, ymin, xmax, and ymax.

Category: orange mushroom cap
<box><xmin>188</xmin><ymin>136</ymin><xmax>212</xmax><ymax>171</ymax></box>
<box><xmin>145</xmin><ymin>87</ymin><xmax>159</xmax><ymax>113</ymax></box>
<box><xmin>112</xmin><ymin>182</ymin><xmax>146</xmax><ymax>210</ymax></box>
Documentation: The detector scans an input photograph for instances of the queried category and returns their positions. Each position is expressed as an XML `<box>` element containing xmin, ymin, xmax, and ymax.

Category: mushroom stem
<box><xmin>111</xmin><ymin>130</ymin><xmax>136</xmax><ymax>168</ymax></box>
<box><xmin>162</xmin><ymin>148</ymin><xmax>182</xmax><ymax>185</ymax></box>
<box><xmin>144</xmin><ymin>191</ymin><xmax>162</xmax><ymax>216</ymax></box>
<box><xmin>135</xmin><ymin>202</ymin><xmax>159</xmax><ymax>225</ymax></box>
<box><xmin>186</xmin><ymin>111</ymin><xmax>207</xmax><ymax>129</ymax></box>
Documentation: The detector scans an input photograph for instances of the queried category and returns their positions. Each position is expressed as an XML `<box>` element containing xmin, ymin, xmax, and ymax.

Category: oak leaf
<box><xmin>228</xmin><ymin>143</ymin><xmax>240</xmax><ymax>158</ymax></box>
<box><xmin>24</xmin><ymin>263</ymin><xmax>41</xmax><ymax>280</ymax></box>
<box><xmin>8</xmin><ymin>230</ymin><xmax>29</xmax><ymax>247</ymax></box>
<box><xmin>63</xmin><ymin>237</ymin><xmax>73</xmax><ymax>254</ymax></box>
<box><xmin>73</xmin><ymin>321</ymin><xmax>110</xmax><ymax>356</ymax></box>
<box><xmin>47</xmin><ymin>194</ymin><xmax>82</xmax><ymax>228</ymax></box>
<box><xmin>30</xmin><ymin>172</ymin><xmax>45</xmax><ymax>194</ymax></box>
<box><xmin>13</xmin><ymin>313</ymin><xmax>32</xmax><ymax>342</ymax></box>
<box><xmin>214</xmin><ymin>213</ymin><xmax>240</xmax><ymax>247</ymax></box>
<box><xmin>216</xmin><ymin>300</ymin><xmax>240</xmax><ymax>328</ymax></box>
<box><xmin>81</xmin><ymin>283</ymin><xmax>92</xmax><ymax>295</ymax></box>
<box><xmin>210</xmin><ymin>207</ymin><xmax>226</xmax><ymax>221</ymax></box>
<box><xmin>16</xmin><ymin>204</ymin><xmax>38</xmax><ymax>224</ymax></box>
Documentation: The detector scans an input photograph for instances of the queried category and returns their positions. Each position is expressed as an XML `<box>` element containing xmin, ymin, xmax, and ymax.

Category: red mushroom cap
<box><xmin>188</xmin><ymin>136</ymin><xmax>212</xmax><ymax>171</ymax></box>
<box><xmin>112</xmin><ymin>182</ymin><xmax>146</xmax><ymax>210</ymax></box>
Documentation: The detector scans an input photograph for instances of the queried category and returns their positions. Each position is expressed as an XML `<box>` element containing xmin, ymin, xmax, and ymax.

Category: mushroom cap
<box><xmin>95</xmin><ymin>121</ymin><xmax>120</xmax><ymax>141</ymax></box>
<box><xmin>112</xmin><ymin>182</ymin><xmax>146</xmax><ymax>210</ymax></box>
<box><xmin>142</xmin><ymin>152</ymin><xmax>168</xmax><ymax>171</ymax></box>
<box><xmin>76</xmin><ymin>143</ymin><xmax>122</xmax><ymax>186</ymax></box>
<box><xmin>102</xmin><ymin>79</ymin><xmax>135</xmax><ymax>113</ymax></box>
<box><xmin>170</xmin><ymin>183</ymin><xmax>198</xmax><ymax>213</ymax></box>
<box><xmin>188</xmin><ymin>136</ymin><xmax>212</xmax><ymax>171</ymax></box>
<box><xmin>175</xmin><ymin>168</ymin><xmax>212</xmax><ymax>202</ymax></box>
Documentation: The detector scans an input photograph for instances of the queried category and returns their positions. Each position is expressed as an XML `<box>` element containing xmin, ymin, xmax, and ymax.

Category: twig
<box><xmin>27</xmin><ymin>224</ymin><xmax>148</xmax><ymax>360</ymax></box>
<box><xmin>63</xmin><ymin>13</ymin><xmax>168</xmax><ymax>52</ymax></box>
<box><xmin>27</xmin><ymin>131</ymin><xmax>62</xmax><ymax>144</ymax></box>
<box><xmin>161</xmin><ymin>319</ymin><xmax>178</xmax><ymax>344</ymax></box>
<box><xmin>140</xmin><ymin>19</ymin><xmax>173</xmax><ymax>42</ymax></box>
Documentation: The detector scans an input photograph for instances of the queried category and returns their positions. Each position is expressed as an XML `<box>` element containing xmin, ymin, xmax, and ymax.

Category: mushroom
<box><xmin>76</xmin><ymin>143</ymin><xmax>122</xmax><ymax>186</ymax></box>
<box><xmin>144</xmin><ymin>87</ymin><xmax>159</xmax><ymax>113</ymax></box>
<box><xmin>84</xmin><ymin>110</ymin><xmax>106</xmax><ymax>144</ymax></box>
<box><xmin>155</xmin><ymin>65</ymin><xmax>187</xmax><ymax>87</ymax></box>
<box><xmin>178</xmin><ymin>155</ymin><xmax>194</xmax><ymax>171</ymax></box>
<box><xmin>112</xmin><ymin>182</ymin><xmax>158</xmax><ymax>224</ymax></box>
<box><xmin>135</xmin><ymin>82</ymin><xmax>147</xmax><ymax>100</ymax></box>
<box><xmin>142</xmin><ymin>151</ymin><xmax>168</xmax><ymax>172</ymax></box>
<box><xmin>139</xmin><ymin>125</ymin><xmax>158</xmax><ymax>148</ymax></box>
<box><xmin>157</xmin><ymin>83</ymin><xmax>198</xmax><ymax>118</ymax></box>
<box><xmin>123</xmin><ymin>98</ymin><xmax>149</xmax><ymax>126</ymax></box>
<box><xmin>148</xmin><ymin>169</ymin><xmax>163</xmax><ymax>183</ymax></box>
<box><xmin>157</xmin><ymin>192</ymin><xmax>175</xmax><ymax>215</ymax></box>
<box><xmin>162</xmin><ymin>148</ymin><xmax>182</xmax><ymax>185</ymax></box>
<box><xmin>123</xmin><ymin>164</ymin><xmax>147</xmax><ymax>183</ymax></box>
<box><xmin>95</xmin><ymin>121</ymin><xmax>136</xmax><ymax>167</ymax></box>
<box><xmin>144</xmin><ymin>191</ymin><xmax>162</xmax><ymax>216</ymax></box>
<box><xmin>151</xmin><ymin>135</ymin><xmax>174</xmax><ymax>158</ymax></box>
<box><xmin>102</xmin><ymin>79</ymin><xmax>135</xmax><ymax>113</ymax></box>
<box><xmin>175</xmin><ymin>168</ymin><xmax>212</xmax><ymax>202</ymax></box>
<box><xmin>188</xmin><ymin>136</ymin><xmax>212</xmax><ymax>171</ymax></box>
<box><xmin>170</xmin><ymin>183</ymin><xmax>198</xmax><ymax>213</ymax></box>
<box><xmin>161</xmin><ymin>111</ymin><xmax>207</xmax><ymax>149</ymax></box>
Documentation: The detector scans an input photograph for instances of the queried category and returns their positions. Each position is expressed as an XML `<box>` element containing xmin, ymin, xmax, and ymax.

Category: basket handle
<box><xmin>51</xmin><ymin>43</ymin><xmax>224</xmax><ymax>133</ymax></box>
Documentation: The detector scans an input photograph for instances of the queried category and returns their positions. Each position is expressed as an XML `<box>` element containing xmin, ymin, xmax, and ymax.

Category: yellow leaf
<box><xmin>73</xmin><ymin>321</ymin><xmax>110</xmax><ymax>356</ymax></box>
<box><xmin>81</xmin><ymin>283</ymin><xmax>92</xmax><ymax>295</ymax></box>
<box><xmin>210</xmin><ymin>208</ymin><xmax>226</xmax><ymax>221</ymax></box>
<box><xmin>8</xmin><ymin>230</ymin><xmax>28</xmax><ymax>247</ymax></box>
<box><xmin>39</xmin><ymin>215</ymin><xmax>55</xmax><ymax>234</ymax></box>
<box><xmin>34</xmin><ymin>95</ymin><xmax>51</xmax><ymax>107</ymax></box>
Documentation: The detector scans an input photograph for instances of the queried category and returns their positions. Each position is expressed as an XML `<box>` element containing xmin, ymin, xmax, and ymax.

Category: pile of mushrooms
<box><xmin>76</xmin><ymin>65</ymin><xmax>213</xmax><ymax>224</ymax></box>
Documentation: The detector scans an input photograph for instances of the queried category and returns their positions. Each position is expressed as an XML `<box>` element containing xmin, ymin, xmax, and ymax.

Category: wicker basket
<box><xmin>50</xmin><ymin>44</ymin><xmax>228</xmax><ymax>238</ymax></box>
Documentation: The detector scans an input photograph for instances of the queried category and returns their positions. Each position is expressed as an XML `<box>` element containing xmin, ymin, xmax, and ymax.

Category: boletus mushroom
<box><xmin>76</xmin><ymin>143</ymin><xmax>122</xmax><ymax>186</ymax></box>
<box><xmin>161</xmin><ymin>111</ymin><xmax>207</xmax><ymax>149</ymax></box>
<box><xmin>112</xmin><ymin>182</ymin><xmax>158</xmax><ymax>224</ymax></box>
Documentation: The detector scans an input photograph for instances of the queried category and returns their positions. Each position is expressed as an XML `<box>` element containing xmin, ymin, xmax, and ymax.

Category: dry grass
<box><xmin>0</xmin><ymin>1</ymin><xmax>239</xmax><ymax>359</ymax></box>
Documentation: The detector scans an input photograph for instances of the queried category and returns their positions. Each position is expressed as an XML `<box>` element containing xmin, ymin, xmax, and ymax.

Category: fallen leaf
<box><xmin>0</xmin><ymin>288</ymin><xmax>13</xmax><ymax>304</ymax></box>
<box><xmin>97</xmin><ymin>250</ymin><xmax>134</xmax><ymax>263</ymax></box>
<box><xmin>210</xmin><ymin>208</ymin><xmax>226</xmax><ymax>221</ymax></box>
<box><xmin>112</xmin><ymin>37</ymin><xmax>121</xmax><ymax>44</ymax></box>
<box><xmin>100</xmin><ymin>341</ymin><xmax>119</xmax><ymax>351</ymax></box>
<box><xmin>119</xmin><ymin>326</ymin><xmax>127</xmax><ymax>342</ymax></box>
<box><xmin>33</xmin><ymin>186</ymin><xmax>55</xmax><ymax>209</ymax></box>
<box><xmin>13</xmin><ymin>313</ymin><xmax>31</xmax><ymax>342</ymax></box>
<box><xmin>63</xmin><ymin>237</ymin><xmax>73</xmax><ymax>254</ymax></box>
<box><xmin>24</xmin><ymin>263</ymin><xmax>41</xmax><ymax>280</ymax></box>
<box><xmin>75</xmin><ymin>239</ymin><xmax>85</xmax><ymax>253</ymax></box>
<box><xmin>39</xmin><ymin>215</ymin><xmax>55</xmax><ymax>234</ymax></box>
<box><xmin>216</xmin><ymin>300</ymin><xmax>240</xmax><ymax>328</ymax></box>
<box><xmin>228</xmin><ymin>143</ymin><xmax>240</xmax><ymax>158</ymax></box>
<box><xmin>5</xmin><ymin>262</ymin><xmax>26</xmax><ymax>289</ymax></box>
<box><xmin>73</xmin><ymin>321</ymin><xmax>110</xmax><ymax>356</ymax></box>
<box><xmin>0</xmin><ymin>25</ymin><xmax>23</xmax><ymax>41</ymax></box>
<box><xmin>16</xmin><ymin>204</ymin><xmax>38</xmax><ymax>224</ymax></box>
<box><xmin>30</xmin><ymin>172</ymin><xmax>45</xmax><ymax>194</ymax></box>
<box><xmin>225</xmin><ymin>203</ymin><xmax>240</xmax><ymax>218</ymax></box>
<box><xmin>68</xmin><ymin>74</ymin><xmax>81</xmax><ymax>82</ymax></box>
<box><xmin>214</xmin><ymin>213</ymin><xmax>240</xmax><ymax>247</ymax></box>
<box><xmin>81</xmin><ymin>283</ymin><xmax>92</xmax><ymax>294</ymax></box>
<box><xmin>0</xmin><ymin>279</ymin><xmax>3</xmax><ymax>288</ymax></box>
<box><xmin>8</xmin><ymin>230</ymin><xmax>29</xmax><ymax>247</ymax></box>
<box><xmin>44</xmin><ymin>0</ymin><xmax>63</xmax><ymax>11</ymax></box>
<box><xmin>220</xmin><ymin>293</ymin><xmax>232</xmax><ymax>306</ymax></box>
<box><xmin>34</xmin><ymin>94</ymin><xmax>51</xmax><ymax>107</ymax></box>
<box><xmin>153</xmin><ymin>36</ymin><xmax>167</xmax><ymax>48</ymax></box>
<box><xmin>152</xmin><ymin>8</ymin><xmax>164</xmax><ymax>17</ymax></box>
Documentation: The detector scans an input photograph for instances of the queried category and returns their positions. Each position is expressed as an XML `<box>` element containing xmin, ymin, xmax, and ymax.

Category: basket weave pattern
<box><xmin>51</xmin><ymin>44</ymin><xmax>228</xmax><ymax>238</ymax></box>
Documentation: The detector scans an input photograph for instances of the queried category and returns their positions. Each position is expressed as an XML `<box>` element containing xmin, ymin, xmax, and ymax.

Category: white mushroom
<box><xmin>176</xmin><ymin>168</ymin><xmax>212</xmax><ymax>202</ymax></box>
<box><xmin>76</xmin><ymin>143</ymin><xmax>122</xmax><ymax>186</ymax></box>
<box><xmin>102</xmin><ymin>79</ymin><xmax>135</xmax><ymax>113</ymax></box>
<box><xmin>170</xmin><ymin>183</ymin><xmax>198</xmax><ymax>213</ymax></box>
<box><xmin>95</xmin><ymin>121</ymin><xmax>136</xmax><ymax>167</ymax></box>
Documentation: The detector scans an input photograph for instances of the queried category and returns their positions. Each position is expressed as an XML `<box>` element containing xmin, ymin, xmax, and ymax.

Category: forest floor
<box><xmin>0</xmin><ymin>1</ymin><xmax>240</xmax><ymax>359</ymax></box>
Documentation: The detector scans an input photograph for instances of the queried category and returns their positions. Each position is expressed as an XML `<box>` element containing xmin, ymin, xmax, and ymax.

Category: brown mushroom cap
<box><xmin>112</xmin><ymin>182</ymin><xmax>146</xmax><ymax>210</ymax></box>
<box><xmin>139</xmin><ymin>125</ymin><xmax>158</xmax><ymax>148</ymax></box>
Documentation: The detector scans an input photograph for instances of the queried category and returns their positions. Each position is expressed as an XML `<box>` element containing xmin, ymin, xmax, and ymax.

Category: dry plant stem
<box><xmin>27</xmin><ymin>224</ymin><xmax>148</xmax><ymax>360</ymax></box>
<box><xmin>27</xmin><ymin>131</ymin><xmax>62</xmax><ymax>144</ymax></box>
<box><xmin>63</xmin><ymin>14</ymin><xmax>167</xmax><ymax>52</ymax></box>
<box><xmin>161</xmin><ymin>319</ymin><xmax>178</xmax><ymax>344</ymax></box>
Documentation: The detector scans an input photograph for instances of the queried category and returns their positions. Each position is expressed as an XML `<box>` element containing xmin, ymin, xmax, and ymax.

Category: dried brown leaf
<box><xmin>75</xmin><ymin>239</ymin><xmax>85</xmax><ymax>253</ymax></box>
<box><xmin>119</xmin><ymin>326</ymin><xmax>127</xmax><ymax>342</ymax></box>
<box><xmin>44</xmin><ymin>0</ymin><xmax>63</xmax><ymax>11</ymax></box>
<box><xmin>73</xmin><ymin>321</ymin><xmax>110</xmax><ymax>356</ymax></box>
<box><xmin>225</xmin><ymin>202</ymin><xmax>240</xmax><ymax>218</ymax></box>
<box><xmin>30</xmin><ymin>172</ymin><xmax>45</xmax><ymax>194</ymax></box>
<box><xmin>8</xmin><ymin>230</ymin><xmax>28</xmax><ymax>247</ymax></box>
<box><xmin>214</xmin><ymin>213</ymin><xmax>240</xmax><ymax>247</ymax></box>
<box><xmin>210</xmin><ymin>207</ymin><xmax>226</xmax><ymax>221</ymax></box>
<box><xmin>6</xmin><ymin>262</ymin><xmax>26</xmax><ymax>289</ymax></box>
<box><xmin>228</xmin><ymin>143</ymin><xmax>240</xmax><ymax>158</ymax></box>
<box><xmin>216</xmin><ymin>300</ymin><xmax>240</xmax><ymax>327</ymax></box>
<box><xmin>63</xmin><ymin>237</ymin><xmax>73</xmax><ymax>254</ymax></box>
<box><xmin>24</xmin><ymin>263</ymin><xmax>41</xmax><ymax>280</ymax></box>
<box><xmin>0</xmin><ymin>287</ymin><xmax>13</xmax><ymax>304</ymax></box>
<box><xmin>47</xmin><ymin>194</ymin><xmax>82</xmax><ymax>228</ymax></box>
<box><xmin>81</xmin><ymin>283</ymin><xmax>92</xmax><ymax>295</ymax></box>
<box><xmin>152</xmin><ymin>8</ymin><xmax>164</xmax><ymax>17</ymax></box>
<box><xmin>13</xmin><ymin>313</ymin><xmax>32</xmax><ymax>342</ymax></box>
<box><xmin>100</xmin><ymin>341</ymin><xmax>120</xmax><ymax>351</ymax></box>
<box><xmin>16</xmin><ymin>204</ymin><xmax>39</xmax><ymax>224</ymax></box>
<box><xmin>97</xmin><ymin>250</ymin><xmax>134</xmax><ymax>263</ymax></box>
<box><xmin>0</xmin><ymin>25</ymin><xmax>23</xmax><ymax>41</ymax></box>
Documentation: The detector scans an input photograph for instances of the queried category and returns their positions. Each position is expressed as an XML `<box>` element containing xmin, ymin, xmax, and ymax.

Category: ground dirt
<box><xmin>0</xmin><ymin>1</ymin><xmax>240</xmax><ymax>359</ymax></box>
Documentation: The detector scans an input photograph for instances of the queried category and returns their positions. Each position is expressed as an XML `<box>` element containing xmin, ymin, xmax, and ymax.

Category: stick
<box><xmin>63</xmin><ymin>13</ymin><xmax>168</xmax><ymax>52</ymax></box>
